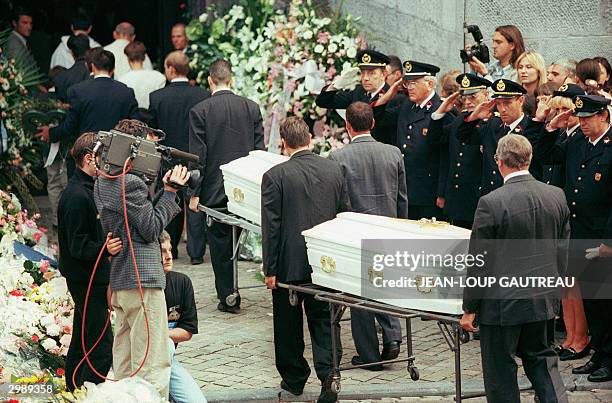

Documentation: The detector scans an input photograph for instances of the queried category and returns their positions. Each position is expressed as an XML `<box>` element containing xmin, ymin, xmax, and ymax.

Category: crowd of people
<box><xmin>7</xmin><ymin>5</ymin><xmax>612</xmax><ymax>403</ymax></box>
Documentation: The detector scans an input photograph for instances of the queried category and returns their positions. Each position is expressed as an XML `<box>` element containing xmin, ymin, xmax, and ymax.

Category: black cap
<box><xmin>573</xmin><ymin>95</ymin><xmax>611</xmax><ymax>117</ymax></box>
<box><xmin>403</xmin><ymin>60</ymin><xmax>440</xmax><ymax>80</ymax></box>
<box><xmin>490</xmin><ymin>78</ymin><xmax>527</xmax><ymax>99</ymax></box>
<box><xmin>356</xmin><ymin>50</ymin><xmax>389</xmax><ymax>70</ymax></box>
<box><xmin>552</xmin><ymin>83</ymin><xmax>586</xmax><ymax>99</ymax></box>
<box><xmin>456</xmin><ymin>73</ymin><xmax>491</xmax><ymax>95</ymax></box>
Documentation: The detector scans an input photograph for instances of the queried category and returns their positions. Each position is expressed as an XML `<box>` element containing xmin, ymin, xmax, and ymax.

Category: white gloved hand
<box><xmin>331</xmin><ymin>65</ymin><xmax>361</xmax><ymax>90</ymax></box>
<box><xmin>585</xmin><ymin>247</ymin><xmax>600</xmax><ymax>260</ymax></box>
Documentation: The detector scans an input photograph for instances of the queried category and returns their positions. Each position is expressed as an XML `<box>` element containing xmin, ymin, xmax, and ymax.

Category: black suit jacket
<box><xmin>463</xmin><ymin>174</ymin><xmax>570</xmax><ymax>326</ymax></box>
<box><xmin>149</xmin><ymin>81</ymin><xmax>211</xmax><ymax>152</ymax></box>
<box><xmin>54</xmin><ymin>59</ymin><xmax>91</xmax><ymax>103</ymax></box>
<box><xmin>50</xmin><ymin>77</ymin><xmax>139</xmax><ymax>143</ymax></box>
<box><xmin>261</xmin><ymin>150</ymin><xmax>351</xmax><ymax>282</ymax></box>
<box><xmin>189</xmin><ymin>89</ymin><xmax>265</xmax><ymax>207</ymax></box>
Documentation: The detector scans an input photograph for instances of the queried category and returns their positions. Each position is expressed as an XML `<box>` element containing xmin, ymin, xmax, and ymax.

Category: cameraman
<box><xmin>94</xmin><ymin>143</ymin><xmax>189</xmax><ymax>399</ymax></box>
<box><xmin>468</xmin><ymin>25</ymin><xmax>525</xmax><ymax>83</ymax></box>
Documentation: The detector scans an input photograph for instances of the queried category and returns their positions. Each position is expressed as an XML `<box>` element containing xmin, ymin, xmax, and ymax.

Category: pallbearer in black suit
<box><xmin>538</xmin><ymin>84</ymin><xmax>586</xmax><ymax>188</ymax></box>
<box><xmin>315</xmin><ymin>50</ymin><xmax>396</xmax><ymax>145</ymax></box>
<box><xmin>329</xmin><ymin>102</ymin><xmax>405</xmax><ymax>370</ymax></box>
<box><xmin>429</xmin><ymin>73</ymin><xmax>491</xmax><ymax>229</ymax></box>
<box><xmin>149</xmin><ymin>51</ymin><xmax>211</xmax><ymax>264</ymax></box>
<box><xmin>35</xmin><ymin>47</ymin><xmax>139</xmax><ymax>177</ymax></box>
<box><xmin>537</xmin><ymin>95</ymin><xmax>612</xmax><ymax>382</ymax></box>
<box><xmin>189</xmin><ymin>60</ymin><xmax>264</xmax><ymax>313</ymax></box>
<box><xmin>457</xmin><ymin>78</ymin><xmax>540</xmax><ymax>196</ymax></box>
<box><xmin>262</xmin><ymin>117</ymin><xmax>350</xmax><ymax>403</ymax></box>
<box><xmin>461</xmin><ymin>134</ymin><xmax>570</xmax><ymax>403</ymax></box>
<box><xmin>373</xmin><ymin>60</ymin><xmax>452</xmax><ymax>219</ymax></box>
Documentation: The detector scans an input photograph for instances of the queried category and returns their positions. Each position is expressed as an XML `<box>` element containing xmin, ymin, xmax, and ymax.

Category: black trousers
<box><xmin>208</xmin><ymin>219</ymin><xmax>239</xmax><ymax>304</ymax></box>
<box><xmin>351</xmin><ymin>309</ymin><xmax>401</xmax><ymax>363</ymax></box>
<box><xmin>479</xmin><ymin>321</ymin><xmax>567</xmax><ymax>403</ymax></box>
<box><xmin>186</xmin><ymin>206</ymin><xmax>207</xmax><ymax>259</ymax></box>
<box><xmin>165</xmin><ymin>190</ymin><xmax>185</xmax><ymax>258</ymax></box>
<box><xmin>584</xmin><ymin>299</ymin><xmax>612</xmax><ymax>366</ymax></box>
<box><xmin>272</xmin><ymin>287</ymin><xmax>341</xmax><ymax>389</ymax></box>
<box><xmin>65</xmin><ymin>282</ymin><xmax>113</xmax><ymax>391</ymax></box>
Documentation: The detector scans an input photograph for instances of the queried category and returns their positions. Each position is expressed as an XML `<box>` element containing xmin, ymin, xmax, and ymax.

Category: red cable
<box><xmin>71</xmin><ymin>158</ymin><xmax>151</xmax><ymax>388</ymax></box>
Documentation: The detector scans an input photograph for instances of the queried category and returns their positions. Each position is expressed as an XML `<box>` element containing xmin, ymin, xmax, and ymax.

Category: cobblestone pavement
<box><xmin>170</xmin><ymin>245</ymin><xmax>593</xmax><ymax>395</ymax></box>
<box><xmin>33</xmin><ymin>197</ymin><xmax>611</xmax><ymax>401</ymax></box>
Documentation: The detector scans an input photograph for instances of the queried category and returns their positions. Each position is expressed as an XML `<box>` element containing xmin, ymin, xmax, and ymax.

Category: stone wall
<box><xmin>332</xmin><ymin>0</ymin><xmax>612</xmax><ymax>76</ymax></box>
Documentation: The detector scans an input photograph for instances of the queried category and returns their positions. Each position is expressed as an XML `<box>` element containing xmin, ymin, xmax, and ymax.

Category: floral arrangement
<box><xmin>187</xmin><ymin>0</ymin><xmax>365</xmax><ymax>154</ymax></box>
<box><xmin>1</xmin><ymin>28</ymin><xmax>59</xmax><ymax>211</ymax></box>
<box><xmin>0</xmin><ymin>189</ymin><xmax>50</xmax><ymax>251</ymax></box>
<box><xmin>0</xmin><ymin>191</ymin><xmax>71</xmax><ymax>391</ymax></box>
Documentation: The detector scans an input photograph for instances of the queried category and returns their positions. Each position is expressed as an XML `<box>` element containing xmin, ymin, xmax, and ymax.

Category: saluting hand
<box><xmin>466</xmin><ymin>99</ymin><xmax>495</xmax><ymax>122</ymax></box>
<box><xmin>533</xmin><ymin>95</ymin><xmax>552</xmax><ymax>122</ymax></box>
<box><xmin>436</xmin><ymin>92</ymin><xmax>460</xmax><ymax>115</ymax></box>
<box><xmin>374</xmin><ymin>79</ymin><xmax>402</xmax><ymax>107</ymax></box>
<box><xmin>548</xmin><ymin>109</ymin><xmax>573</xmax><ymax>130</ymax></box>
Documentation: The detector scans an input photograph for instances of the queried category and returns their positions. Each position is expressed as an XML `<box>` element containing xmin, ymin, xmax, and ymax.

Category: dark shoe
<box><xmin>572</xmin><ymin>360</ymin><xmax>601</xmax><ymax>375</ymax></box>
<box><xmin>472</xmin><ymin>331</ymin><xmax>480</xmax><ymax>340</ymax></box>
<box><xmin>559</xmin><ymin>344</ymin><xmax>590</xmax><ymax>361</ymax></box>
<box><xmin>317</xmin><ymin>385</ymin><xmax>338</xmax><ymax>403</ymax></box>
<box><xmin>381</xmin><ymin>341</ymin><xmax>400</xmax><ymax>361</ymax></box>
<box><xmin>588</xmin><ymin>366</ymin><xmax>612</xmax><ymax>382</ymax></box>
<box><xmin>190</xmin><ymin>257</ymin><xmax>204</xmax><ymax>265</ymax></box>
<box><xmin>351</xmin><ymin>355</ymin><xmax>383</xmax><ymax>371</ymax></box>
<box><xmin>280</xmin><ymin>380</ymin><xmax>303</xmax><ymax>396</ymax></box>
<box><xmin>217</xmin><ymin>302</ymin><xmax>240</xmax><ymax>314</ymax></box>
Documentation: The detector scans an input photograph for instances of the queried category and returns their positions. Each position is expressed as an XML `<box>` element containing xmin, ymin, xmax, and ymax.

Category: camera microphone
<box><xmin>165</xmin><ymin>147</ymin><xmax>200</xmax><ymax>164</ymax></box>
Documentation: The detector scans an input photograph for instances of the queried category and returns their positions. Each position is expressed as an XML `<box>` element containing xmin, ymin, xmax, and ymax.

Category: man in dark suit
<box><xmin>150</xmin><ymin>51</ymin><xmax>211</xmax><ymax>264</ymax></box>
<box><xmin>457</xmin><ymin>78</ymin><xmax>540</xmax><ymax>197</ymax></box>
<box><xmin>54</xmin><ymin>35</ymin><xmax>91</xmax><ymax>103</ymax></box>
<box><xmin>262</xmin><ymin>117</ymin><xmax>350</xmax><ymax>403</ymax></box>
<box><xmin>461</xmin><ymin>134</ymin><xmax>570</xmax><ymax>403</ymax></box>
<box><xmin>428</xmin><ymin>73</ymin><xmax>490</xmax><ymax>229</ymax></box>
<box><xmin>373</xmin><ymin>61</ymin><xmax>452</xmax><ymax>219</ymax></box>
<box><xmin>315</xmin><ymin>50</ymin><xmax>398</xmax><ymax>145</ymax></box>
<box><xmin>328</xmin><ymin>102</ymin><xmax>405</xmax><ymax>370</ymax></box>
<box><xmin>536</xmin><ymin>95</ymin><xmax>612</xmax><ymax>381</ymax></box>
<box><xmin>188</xmin><ymin>59</ymin><xmax>264</xmax><ymax>313</ymax></box>
<box><xmin>35</xmin><ymin>47</ymin><xmax>139</xmax><ymax>176</ymax></box>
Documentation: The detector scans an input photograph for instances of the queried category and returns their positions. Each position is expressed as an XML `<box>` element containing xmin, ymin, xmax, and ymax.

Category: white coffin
<box><xmin>220</xmin><ymin>150</ymin><xmax>289</xmax><ymax>226</ymax></box>
<box><xmin>302</xmin><ymin>213</ymin><xmax>472</xmax><ymax>315</ymax></box>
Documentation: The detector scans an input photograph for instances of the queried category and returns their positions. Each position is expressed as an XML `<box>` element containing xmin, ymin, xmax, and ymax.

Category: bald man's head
<box><xmin>113</xmin><ymin>22</ymin><xmax>135</xmax><ymax>41</ymax></box>
<box><xmin>164</xmin><ymin>50</ymin><xmax>190</xmax><ymax>79</ymax></box>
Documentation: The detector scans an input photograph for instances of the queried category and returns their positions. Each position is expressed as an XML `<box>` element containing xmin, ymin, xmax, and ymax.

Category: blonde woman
<box><xmin>516</xmin><ymin>51</ymin><xmax>547</xmax><ymax>96</ymax></box>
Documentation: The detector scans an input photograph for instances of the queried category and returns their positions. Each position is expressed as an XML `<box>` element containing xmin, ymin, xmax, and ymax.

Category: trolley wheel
<box><xmin>325</xmin><ymin>372</ymin><xmax>341</xmax><ymax>394</ymax></box>
<box><xmin>288</xmin><ymin>290</ymin><xmax>299</xmax><ymax>306</ymax></box>
<box><xmin>225</xmin><ymin>292</ymin><xmax>239</xmax><ymax>307</ymax></box>
<box><xmin>206</xmin><ymin>215</ymin><xmax>213</xmax><ymax>227</ymax></box>
<box><xmin>460</xmin><ymin>329</ymin><xmax>470</xmax><ymax>344</ymax></box>
<box><xmin>408</xmin><ymin>366</ymin><xmax>420</xmax><ymax>381</ymax></box>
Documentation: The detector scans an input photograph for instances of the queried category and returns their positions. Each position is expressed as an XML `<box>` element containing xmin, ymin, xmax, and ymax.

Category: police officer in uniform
<box><xmin>539</xmin><ymin>84</ymin><xmax>586</xmax><ymax>187</ymax></box>
<box><xmin>457</xmin><ymin>78</ymin><xmax>540</xmax><ymax>196</ymax></box>
<box><xmin>316</xmin><ymin>50</ymin><xmax>396</xmax><ymax>145</ymax></box>
<box><xmin>429</xmin><ymin>73</ymin><xmax>491</xmax><ymax>229</ymax></box>
<box><xmin>373</xmin><ymin>60</ymin><xmax>451</xmax><ymax>219</ymax></box>
<box><xmin>536</xmin><ymin>94</ymin><xmax>612</xmax><ymax>381</ymax></box>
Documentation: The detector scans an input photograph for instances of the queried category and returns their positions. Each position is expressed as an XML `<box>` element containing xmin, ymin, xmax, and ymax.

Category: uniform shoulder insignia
<box><xmin>422</xmin><ymin>128</ymin><xmax>428</xmax><ymax>136</ymax></box>
<box><xmin>595</xmin><ymin>173</ymin><xmax>602</xmax><ymax>182</ymax></box>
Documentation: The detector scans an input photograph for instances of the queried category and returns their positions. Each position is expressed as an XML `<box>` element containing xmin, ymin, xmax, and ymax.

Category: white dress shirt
<box><xmin>118</xmin><ymin>69</ymin><xmax>167</xmax><ymax>109</ymax></box>
<box><xmin>104</xmin><ymin>39</ymin><xmax>153</xmax><ymax>79</ymax></box>
<box><xmin>503</xmin><ymin>170</ymin><xmax>530</xmax><ymax>183</ymax></box>
<box><xmin>50</xmin><ymin>35</ymin><xmax>101</xmax><ymax>69</ymax></box>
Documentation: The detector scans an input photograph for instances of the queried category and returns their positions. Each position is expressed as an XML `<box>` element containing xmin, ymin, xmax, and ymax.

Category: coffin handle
<box><xmin>232</xmin><ymin>188</ymin><xmax>245</xmax><ymax>203</ymax></box>
<box><xmin>320</xmin><ymin>255</ymin><xmax>336</xmax><ymax>273</ymax></box>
